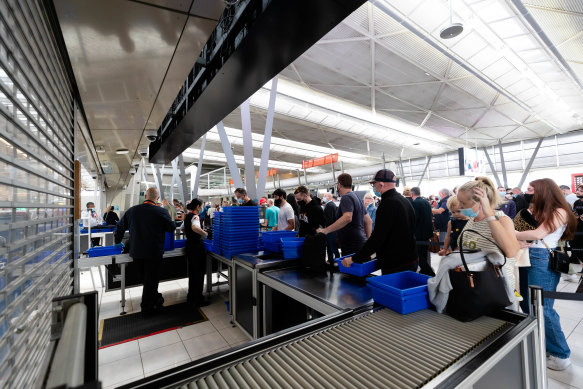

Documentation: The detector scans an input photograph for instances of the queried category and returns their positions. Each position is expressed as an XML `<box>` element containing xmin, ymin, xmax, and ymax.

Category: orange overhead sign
<box><xmin>256</xmin><ymin>169</ymin><xmax>278</xmax><ymax>178</ymax></box>
<box><xmin>302</xmin><ymin>153</ymin><xmax>338</xmax><ymax>170</ymax></box>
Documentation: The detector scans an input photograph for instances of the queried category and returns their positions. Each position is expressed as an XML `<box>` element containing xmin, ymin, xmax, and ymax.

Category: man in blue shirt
<box><xmin>431</xmin><ymin>189</ymin><xmax>451</xmax><ymax>248</ymax></box>
<box><xmin>364</xmin><ymin>192</ymin><xmax>377</xmax><ymax>230</ymax></box>
<box><xmin>264</xmin><ymin>199</ymin><xmax>279</xmax><ymax>230</ymax></box>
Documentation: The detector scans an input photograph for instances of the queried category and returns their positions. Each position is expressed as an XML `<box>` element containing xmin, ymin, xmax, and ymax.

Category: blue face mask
<box><xmin>237</xmin><ymin>198</ymin><xmax>244</xmax><ymax>204</ymax></box>
<box><xmin>513</xmin><ymin>194</ymin><xmax>518</xmax><ymax>198</ymax></box>
<box><xmin>498</xmin><ymin>191</ymin><xmax>506</xmax><ymax>197</ymax></box>
<box><xmin>460</xmin><ymin>206</ymin><xmax>479</xmax><ymax>218</ymax></box>
<box><xmin>373</xmin><ymin>188</ymin><xmax>381</xmax><ymax>197</ymax></box>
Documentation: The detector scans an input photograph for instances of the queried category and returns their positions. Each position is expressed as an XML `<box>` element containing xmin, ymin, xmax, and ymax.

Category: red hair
<box><xmin>529</xmin><ymin>178</ymin><xmax>577</xmax><ymax>240</ymax></box>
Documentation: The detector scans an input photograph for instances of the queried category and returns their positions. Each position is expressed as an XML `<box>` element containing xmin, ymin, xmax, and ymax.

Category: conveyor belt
<box><xmin>178</xmin><ymin>309</ymin><xmax>512</xmax><ymax>389</ymax></box>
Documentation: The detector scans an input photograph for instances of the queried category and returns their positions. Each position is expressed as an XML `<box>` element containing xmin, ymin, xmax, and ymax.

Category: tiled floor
<box><xmin>79</xmin><ymin>270</ymin><xmax>250</xmax><ymax>389</ymax></box>
<box><xmin>81</xmin><ymin>258</ymin><xmax>583</xmax><ymax>389</ymax></box>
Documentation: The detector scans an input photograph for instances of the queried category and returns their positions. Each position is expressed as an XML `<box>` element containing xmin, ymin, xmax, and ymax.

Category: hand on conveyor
<box><xmin>341</xmin><ymin>256</ymin><xmax>353</xmax><ymax>267</ymax></box>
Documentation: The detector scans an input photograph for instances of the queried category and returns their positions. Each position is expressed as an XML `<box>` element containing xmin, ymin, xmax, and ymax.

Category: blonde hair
<box><xmin>446</xmin><ymin>195</ymin><xmax>460</xmax><ymax>211</ymax></box>
<box><xmin>402</xmin><ymin>186</ymin><xmax>412</xmax><ymax>196</ymax></box>
<box><xmin>457</xmin><ymin>176</ymin><xmax>501</xmax><ymax>209</ymax></box>
<box><xmin>364</xmin><ymin>192</ymin><xmax>374</xmax><ymax>200</ymax></box>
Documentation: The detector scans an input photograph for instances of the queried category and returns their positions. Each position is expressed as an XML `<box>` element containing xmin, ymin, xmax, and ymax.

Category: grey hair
<box><xmin>440</xmin><ymin>188</ymin><xmax>450</xmax><ymax>197</ymax></box>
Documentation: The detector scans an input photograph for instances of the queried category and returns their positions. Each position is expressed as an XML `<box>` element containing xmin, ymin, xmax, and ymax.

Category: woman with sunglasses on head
<box><xmin>515</xmin><ymin>179</ymin><xmax>577</xmax><ymax>371</ymax></box>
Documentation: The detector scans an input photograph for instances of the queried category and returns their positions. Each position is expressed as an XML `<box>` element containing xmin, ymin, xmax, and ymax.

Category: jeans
<box><xmin>527</xmin><ymin>247</ymin><xmax>570</xmax><ymax>359</ymax></box>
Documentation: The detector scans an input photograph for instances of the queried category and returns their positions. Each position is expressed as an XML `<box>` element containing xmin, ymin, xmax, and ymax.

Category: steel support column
<box><xmin>256</xmin><ymin>76</ymin><xmax>278</xmax><ymax>199</ymax></box>
<box><xmin>217</xmin><ymin>122</ymin><xmax>244</xmax><ymax>189</ymax></box>
<box><xmin>296</xmin><ymin>169</ymin><xmax>302</xmax><ymax>186</ymax></box>
<box><xmin>498</xmin><ymin>140</ymin><xmax>508</xmax><ymax>188</ymax></box>
<box><xmin>193</xmin><ymin>134</ymin><xmax>206</xmax><ymax>197</ymax></box>
<box><xmin>398</xmin><ymin>159</ymin><xmax>406</xmax><ymax>187</ymax></box>
<box><xmin>169</xmin><ymin>162</ymin><xmax>177</xmax><ymax>201</ymax></box>
<box><xmin>151</xmin><ymin>163</ymin><xmax>165</xmax><ymax>199</ymax></box>
<box><xmin>482</xmin><ymin>147</ymin><xmax>503</xmax><ymax>188</ymax></box>
<box><xmin>518</xmin><ymin>138</ymin><xmax>544</xmax><ymax>188</ymax></box>
<box><xmin>417</xmin><ymin>156</ymin><xmax>432</xmax><ymax>187</ymax></box>
<box><xmin>178</xmin><ymin>155</ymin><xmax>188</xmax><ymax>202</ymax></box>
<box><xmin>241</xmin><ymin>100</ymin><xmax>257</xmax><ymax>199</ymax></box>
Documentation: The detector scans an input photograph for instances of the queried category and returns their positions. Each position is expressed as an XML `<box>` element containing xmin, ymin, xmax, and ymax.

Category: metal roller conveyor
<box><xmin>177</xmin><ymin>309</ymin><xmax>511</xmax><ymax>389</ymax></box>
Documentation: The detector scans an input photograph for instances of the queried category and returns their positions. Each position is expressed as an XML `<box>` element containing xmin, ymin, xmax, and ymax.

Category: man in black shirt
<box><xmin>322</xmin><ymin>192</ymin><xmax>340</xmax><ymax>261</ymax></box>
<box><xmin>411</xmin><ymin>187</ymin><xmax>434</xmax><ymax>276</ymax></box>
<box><xmin>571</xmin><ymin>184</ymin><xmax>583</xmax><ymax>263</ymax></box>
<box><xmin>294</xmin><ymin>186</ymin><xmax>326</xmax><ymax>237</ymax></box>
<box><xmin>114</xmin><ymin>187</ymin><xmax>176</xmax><ymax>316</ymax></box>
<box><xmin>342</xmin><ymin>169</ymin><xmax>418</xmax><ymax>275</ymax></box>
<box><xmin>318</xmin><ymin>173</ymin><xmax>372</xmax><ymax>255</ymax></box>
<box><xmin>234</xmin><ymin>188</ymin><xmax>257</xmax><ymax>206</ymax></box>
<box><xmin>512</xmin><ymin>187</ymin><xmax>528</xmax><ymax>213</ymax></box>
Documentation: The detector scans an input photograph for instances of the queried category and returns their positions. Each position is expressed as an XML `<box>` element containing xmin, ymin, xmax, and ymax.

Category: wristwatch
<box><xmin>484</xmin><ymin>215</ymin><xmax>499</xmax><ymax>222</ymax></box>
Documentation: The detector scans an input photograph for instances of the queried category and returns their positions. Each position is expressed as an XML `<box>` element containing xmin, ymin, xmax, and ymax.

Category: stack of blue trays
<box><xmin>220</xmin><ymin>206</ymin><xmax>260</xmax><ymax>258</ymax></box>
<box><xmin>212</xmin><ymin>212</ymin><xmax>222</xmax><ymax>254</ymax></box>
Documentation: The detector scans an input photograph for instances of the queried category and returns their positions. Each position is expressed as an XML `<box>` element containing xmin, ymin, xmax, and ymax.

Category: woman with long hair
<box><xmin>515</xmin><ymin>178</ymin><xmax>577</xmax><ymax>371</ymax></box>
<box><xmin>456</xmin><ymin>177</ymin><xmax>520</xmax><ymax>300</ymax></box>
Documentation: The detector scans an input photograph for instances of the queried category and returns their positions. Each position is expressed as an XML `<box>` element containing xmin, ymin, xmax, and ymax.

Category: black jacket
<box><xmin>114</xmin><ymin>201</ymin><xmax>176</xmax><ymax>258</ymax></box>
<box><xmin>103</xmin><ymin>211</ymin><xmax>119</xmax><ymax>226</ymax></box>
<box><xmin>411</xmin><ymin>197</ymin><xmax>433</xmax><ymax>241</ymax></box>
<box><xmin>298</xmin><ymin>197</ymin><xmax>326</xmax><ymax>237</ymax></box>
<box><xmin>513</xmin><ymin>194</ymin><xmax>527</xmax><ymax>213</ymax></box>
<box><xmin>323</xmin><ymin>201</ymin><xmax>338</xmax><ymax>227</ymax></box>
<box><xmin>352</xmin><ymin>189</ymin><xmax>417</xmax><ymax>273</ymax></box>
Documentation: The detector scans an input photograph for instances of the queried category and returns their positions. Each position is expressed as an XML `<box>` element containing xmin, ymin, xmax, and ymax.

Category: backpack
<box><xmin>301</xmin><ymin>233</ymin><xmax>327</xmax><ymax>273</ymax></box>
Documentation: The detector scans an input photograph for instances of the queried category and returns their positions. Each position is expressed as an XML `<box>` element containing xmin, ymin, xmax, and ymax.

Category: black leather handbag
<box><xmin>543</xmin><ymin>240</ymin><xmax>570</xmax><ymax>274</ymax></box>
<box><xmin>446</xmin><ymin>229</ymin><xmax>512</xmax><ymax>322</ymax></box>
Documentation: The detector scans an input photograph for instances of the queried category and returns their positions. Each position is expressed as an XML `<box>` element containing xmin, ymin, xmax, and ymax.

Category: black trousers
<box><xmin>133</xmin><ymin>256</ymin><xmax>162</xmax><ymax>313</ymax></box>
<box><xmin>186</xmin><ymin>240</ymin><xmax>206</xmax><ymax>305</ymax></box>
<box><xmin>90</xmin><ymin>237</ymin><xmax>101</xmax><ymax>247</ymax></box>
<box><xmin>417</xmin><ymin>241</ymin><xmax>435</xmax><ymax>276</ymax></box>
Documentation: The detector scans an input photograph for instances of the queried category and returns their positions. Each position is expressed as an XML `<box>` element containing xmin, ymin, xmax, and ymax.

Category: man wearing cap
<box><xmin>317</xmin><ymin>173</ymin><xmax>372</xmax><ymax>255</ymax></box>
<box><xmin>341</xmin><ymin>169</ymin><xmax>418</xmax><ymax>275</ymax></box>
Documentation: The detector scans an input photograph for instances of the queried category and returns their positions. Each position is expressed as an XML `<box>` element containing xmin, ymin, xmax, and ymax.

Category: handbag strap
<box><xmin>458</xmin><ymin>229</ymin><xmax>507</xmax><ymax>276</ymax></box>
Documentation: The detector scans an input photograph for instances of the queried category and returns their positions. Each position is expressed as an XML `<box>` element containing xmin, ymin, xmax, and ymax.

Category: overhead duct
<box><xmin>197</xmin><ymin>163</ymin><xmax>388</xmax><ymax>196</ymax></box>
<box><xmin>149</xmin><ymin>0</ymin><xmax>366</xmax><ymax>164</ymax></box>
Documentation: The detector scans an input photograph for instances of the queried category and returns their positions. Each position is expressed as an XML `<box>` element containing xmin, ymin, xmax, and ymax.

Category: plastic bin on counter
<box><xmin>261</xmin><ymin>231</ymin><xmax>297</xmax><ymax>253</ymax></box>
<box><xmin>86</xmin><ymin>246</ymin><xmax>123</xmax><ymax>258</ymax></box>
<box><xmin>336</xmin><ymin>255</ymin><xmax>377</xmax><ymax>277</ymax></box>
<box><xmin>164</xmin><ymin>232</ymin><xmax>175</xmax><ymax>251</ymax></box>
<box><xmin>280</xmin><ymin>237</ymin><xmax>305</xmax><ymax>259</ymax></box>
<box><xmin>367</xmin><ymin>271</ymin><xmax>432</xmax><ymax>314</ymax></box>
<box><xmin>203</xmin><ymin>239</ymin><xmax>213</xmax><ymax>251</ymax></box>
<box><xmin>174</xmin><ymin>239</ymin><xmax>186</xmax><ymax>249</ymax></box>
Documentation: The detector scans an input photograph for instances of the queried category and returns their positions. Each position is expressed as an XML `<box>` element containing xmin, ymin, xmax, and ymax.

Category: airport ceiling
<box><xmin>55</xmin><ymin>0</ymin><xmax>583</xmax><ymax>190</ymax></box>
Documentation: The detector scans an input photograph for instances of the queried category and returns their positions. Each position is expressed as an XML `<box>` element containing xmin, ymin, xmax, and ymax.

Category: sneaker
<box><xmin>547</xmin><ymin>355</ymin><xmax>571</xmax><ymax>371</ymax></box>
<box><xmin>514</xmin><ymin>290</ymin><xmax>524</xmax><ymax>302</ymax></box>
<box><xmin>562</xmin><ymin>273</ymin><xmax>579</xmax><ymax>283</ymax></box>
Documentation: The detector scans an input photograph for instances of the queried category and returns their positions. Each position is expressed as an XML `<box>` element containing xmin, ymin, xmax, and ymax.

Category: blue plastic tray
<box><xmin>263</xmin><ymin>241</ymin><xmax>282</xmax><ymax>253</ymax></box>
<box><xmin>369</xmin><ymin>284</ymin><xmax>430</xmax><ymax>314</ymax></box>
<box><xmin>367</xmin><ymin>271</ymin><xmax>431</xmax><ymax>296</ymax></box>
<box><xmin>336</xmin><ymin>255</ymin><xmax>377</xmax><ymax>277</ymax></box>
<box><xmin>174</xmin><ymin>239</ymin><xmax>186</xmax><ymax>249</ymax></box>
<box><xmin>281</xmin><ymin>237</ymin><xmax>304</xmax><ymax>259</ymax></box>
<box><xmin>203</xmin><ymin>240</ymin><xmax>213</xmax><ymax>251</ymax></box>
<box><xmin>87</xmin><ymin>246</ymin><xmax>122</xmax><ymax>257</ymax></box>
<box><xmin>164</xmin><ymin>232</ymin><xmax>175</xmax><ymax>251</ymax></box>
<box><xmin>262</xmin><ymin>231</ymin><xmax>297</xmax><ymax>242</ymax></box>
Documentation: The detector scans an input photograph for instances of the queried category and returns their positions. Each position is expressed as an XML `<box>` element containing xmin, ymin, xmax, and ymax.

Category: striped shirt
<box><xmin>458</xmin><ymin>211</ymin><xmax>507</xmax><ymax>258</ymax></box>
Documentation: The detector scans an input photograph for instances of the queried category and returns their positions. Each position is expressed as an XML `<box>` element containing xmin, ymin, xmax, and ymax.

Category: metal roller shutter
<box><xmin>0</xmin><ymin>0</ymin><xmax>75</xmax><ymax>386</ymax></box>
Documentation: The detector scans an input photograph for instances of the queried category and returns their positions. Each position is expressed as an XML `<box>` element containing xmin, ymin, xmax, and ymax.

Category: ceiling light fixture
<box><xmin>96</xmin><ymin>146</ymin><xmax>105</xmax><ymax>153</ymax></box>
<box><xmin>115</xmin><ymin>148</ymin><xmax>129</xmax><ymax>155</ymax></box>
<box><xmin>440</xmin><ymin>0</ymin><xmax>464</xmax><ymax>39</ymax></box>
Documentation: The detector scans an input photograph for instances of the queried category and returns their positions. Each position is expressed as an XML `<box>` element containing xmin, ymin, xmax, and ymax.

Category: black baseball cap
<box><xmin>369</xmin><ymin>169</ymin><xmax>396</xmax><ymax>183</ymax></box>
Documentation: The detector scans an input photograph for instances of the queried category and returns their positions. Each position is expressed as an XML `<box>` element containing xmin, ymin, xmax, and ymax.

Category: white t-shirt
<box><xmin>81</xmin><ymin>209</ymin><xmax>100</xmax><ymax>227</ymax></box>
<box><xmin>278</xmin><ymin>202</ymin><xmax>295</xmax><ymax>231</ymax></box>
<box><xmin>191</xmin><ymin>214</ymin><xmax>201</xmax><ymax>229</ymax></box>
